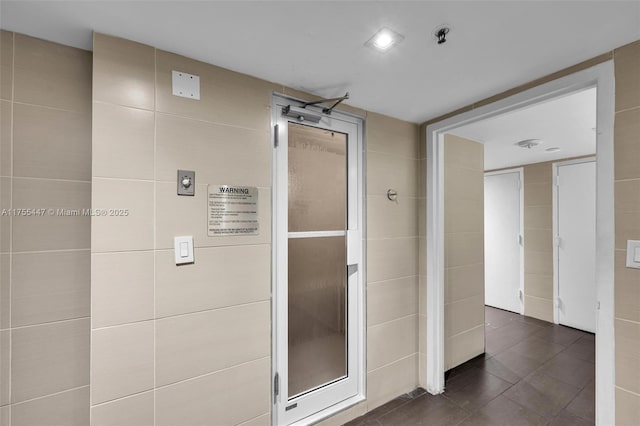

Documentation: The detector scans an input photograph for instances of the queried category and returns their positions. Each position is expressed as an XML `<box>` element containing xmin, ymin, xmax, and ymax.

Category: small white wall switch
<box><xmin>626</xmin><ymin>240</ymin><xmax>640</xmax><ymax>269</ymax></box>
<box><xmin>172</xmin><ymin>70</ymin><xmax>200</xmax><ymax>100</ymax></box>
<box><xmin>174</xmin><ymin>236</ymin><xmax>194</xmax><ymax>265</ymax></box>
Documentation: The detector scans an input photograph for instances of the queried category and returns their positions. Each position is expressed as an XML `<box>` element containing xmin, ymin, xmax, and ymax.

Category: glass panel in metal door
<box><xmin>287</xmin><ymin>122</ymin><xmax>348</xmax><ymax>398</ymax></box>
<box><xmin>288</xmin><ymin>123</ymin><xmax>347</xmax><ymax>232</ymax></box>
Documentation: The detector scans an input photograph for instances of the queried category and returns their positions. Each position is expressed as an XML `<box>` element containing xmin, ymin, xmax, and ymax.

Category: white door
<box><xmin>484</xmin><ymin>170</ymin><xmax>523</xmax><ymax>314</ymax></box>
<box><xmin>555</xmin><ymin>160</ymin><xmax>596</xmax><ymax>332</ymax></box>
<box><xmin>272</xmin><ymin>96</ymin><xmax>364</xmax><ymax>425</ymax></box>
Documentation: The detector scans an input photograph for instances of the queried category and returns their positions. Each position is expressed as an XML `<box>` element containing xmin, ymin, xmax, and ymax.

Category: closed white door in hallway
<box><xmin>554</xmin><ymin>159</ymin><xmax>596</xmax><ymax>333</ymax></box>
<box><xmin>484</xmin><ymin>169</ymin><xmax>524</xmax><ymax>314</ymax></box>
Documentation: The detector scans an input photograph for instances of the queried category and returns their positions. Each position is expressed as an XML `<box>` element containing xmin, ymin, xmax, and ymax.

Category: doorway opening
<box><xmin>271</xmin><ymin>94</ymin><xmax>365</xmax><ymax>426</ymax></box>
<box><xmin>425</xmin><ymin>61</ymin><xmax>615</xmax><ymax>424</ymax></box>
<box><xmin>484</xmin><ymin>168</ymin><xmax>524</xmax><ymax>316</ymax></box>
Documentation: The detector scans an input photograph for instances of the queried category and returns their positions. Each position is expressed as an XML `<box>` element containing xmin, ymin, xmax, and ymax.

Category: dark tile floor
<box><xmin>345</xmin><ymin>306</ymin><xmax>595</xmax><ymax>426</ymax></box>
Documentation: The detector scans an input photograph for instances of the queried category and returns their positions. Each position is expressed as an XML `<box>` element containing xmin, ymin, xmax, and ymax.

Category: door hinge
<box><xmin>273</xmin><ymin>372</ymin><xmax>279</xmax><ymax>403</ymax></box>
<box><xmin>274</xmin><ymin>124</ymin><xmax>279</xmax><ymax>147</ymax></box>
<box><xmin>518</xmin><ymin>234</ymin><xmax>523</xmax><ymax>246</ymax></box>
<box><xmin>555</xmin><ymin>175</ymin><xmax>560</xmax><ymax>187</ymax></box>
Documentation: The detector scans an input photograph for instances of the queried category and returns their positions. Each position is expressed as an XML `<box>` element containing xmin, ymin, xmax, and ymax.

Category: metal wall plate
<box><xmin>177</xmin><ymin>170</ymin><xmax>195</xmax><ymax>196</ymax></box>
<box><xmin>172</xmin><ymin>70</ymin><xmax>200</xmax><ymax>100</ymax></box>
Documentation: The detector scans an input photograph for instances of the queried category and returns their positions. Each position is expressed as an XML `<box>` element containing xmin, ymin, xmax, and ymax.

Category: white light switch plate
<box><xmin>174</xmin><ymin>236</ymin><xmax>194</xmax><ymax>265</ymax></box>
<box><xmin>172</xmin><ymin>70</ymin><xmax>200</xmax><ymax>100</ymax></box>
<box><xmin>626</xmin><ymin>240</ymin><xmax>640</xmax><ymax>269</ymax></box>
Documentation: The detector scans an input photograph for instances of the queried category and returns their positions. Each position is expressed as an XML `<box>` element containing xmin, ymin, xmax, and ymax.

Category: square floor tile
<box><xmin>458</xmin><ymin>395</ymin><xmax>546</xmax><ymax>426</ymax></box>
<box><xmin>563</xmin><ymin>336</ymin><xmax>596</xmax><ymax>363</ymax></box>
<box><xmin>485</xmin><ymin>322</ymin><xmax>543</xmax><ymax>356</ymax></box>
<box><xmin>533</xmin><ymin>325</ymin><xmax>586</xmax><ymax>346</ymax></box>
<box><xmin>503</xmin><ymin>371</ymin><xmax>581</xmax><ymax>419</ymax></box>
<box><xmin>536</xmin><ymin>352</ymin><xmax>595</xmax><ymax>388</ymax></box>
<box><xmin>444</xmin><ymin>368</ymin><xmax>513</xmax><ymax>412</ymax></box>
<box><xmin>548</xmin><ymin>410</ymin><xmax>594</xmax><ymax>426</ymax></box>
<box><xmin>377</xmin><ymin>394</ymin><xmax>470</xmax><ymax>426</ymax></box>
<box><xmin>482</xmin><ymin>349</ymin><xmax>543</xmax><ymax>383</ymax></box>
<box><xmin>565</xmin><ymin>380</ymin><xmax>595</xmax><ymax>422</ymax></box>
<box><xmin>508</xmin><ymin>336</ymin><xmax>566</xmax><ymax>363</ymax></box>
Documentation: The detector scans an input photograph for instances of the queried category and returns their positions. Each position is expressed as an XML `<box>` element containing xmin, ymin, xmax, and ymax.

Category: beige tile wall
<box><xmin>443</xmin><ymin>134</ymin><xmax>485</xmax><ymax>370</ymax></box>
<box><xmin>0</xmin><ymin>30</ymin><xmax>92</xmax><ymax>426</ymax></box>
<box><xmin>90</xmin><ymin>33</ymin><xmax>275</xmax><ymax>426</ymax></box>
<box><xmin>0</xmin><ymin>31</ymin><xmax>92</xmax><ymax>425</ymax></box>
<box><xmin>523</xmin><ymin>161</ymin><xmax>555</xmax><ymax>322</ymax></box>
<box><xmin>613</xmin><ymin>40</ymin><xmax>640</xmax><ymax>424</ymax></box>
<box><xmin>418</xmin><ymin>127</ymin><xmax>428</xmax><ymax>388</ymax></box>
<box><xmin>364</xmin><ymin>112</ymin><xmax>420</xmax><ymax>412</ymax></box>
<box><xmin>91</xmin><ymin>33</ymin><xmax>421</xmax><ymax>425</ymax></box>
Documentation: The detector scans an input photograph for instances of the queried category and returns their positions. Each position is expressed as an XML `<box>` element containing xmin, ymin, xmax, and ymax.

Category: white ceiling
<box><xmin>1</xmin><ymin>1</ymin><xmax>638</xmax><ymax>123</ymax></box>
<box><xmin>451</xmin><ymin>87</ymin><xmax>597</xmax><ymax>170</ymax></box>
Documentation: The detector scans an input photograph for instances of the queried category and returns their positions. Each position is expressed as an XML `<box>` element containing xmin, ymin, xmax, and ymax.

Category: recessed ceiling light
<box><xmin>546</xmin><ymin>147</ymin><xmax>561</xmax><ymax>152</ymax></box>
<box><xmin>366</xmin><ymin>27</ymin><xmax>404</xmax><ymax>52</ymax></box>
<box><xmin>515</xmin><ymin>139</ymin><xmax>542</xmax><ymax>149</ymax></box>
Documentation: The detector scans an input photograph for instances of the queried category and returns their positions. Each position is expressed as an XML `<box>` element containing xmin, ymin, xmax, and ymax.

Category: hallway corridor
<box><xmin>346</xmin><ymin>307</ymin><xmax>595</xmax><ymax>426</ymax></box>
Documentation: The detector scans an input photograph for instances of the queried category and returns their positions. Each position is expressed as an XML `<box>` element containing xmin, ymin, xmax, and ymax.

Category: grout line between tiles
<box><xmin>10</xmin><ymin>175</ymin><xmax>91</xmax><ymax>184</ymax></box>
<box><xmin>92</xmin><ymin>176</ymin><xmax>155</xmax><ymax>183</ymax></box>
<box><xmin>90</xmin><ymin>388</ymin><xmax>154</xmax><ymax>409</ymax></box>
<box><xmin>8</xmin><ymin>30</ymin><xmax>15</xmax><ymax>414</ymax></box>
<box><xmin>447</xmin><ymin>323</ymin><xmax>485</xmax><ymax>340</ymax></box>
<box><xmin>614</xmin><ymin>104</ymin><xmax>640</xmax><ymax>114</ymax></box>
<box><xmin>366</xmin><ymin>352</ymin><xmax>418</xmax><ymax>375</ymax></box>
<box><xmin>444</xmin><ymin>292</ymin><xmax>484</xmax><ymax>307</ymax></box>
<box><xmin>523</xmin><ymin>294</ymin><xmax>553</xmax><ymax>302</ymax></box>
<box><xmin>91</xmin><ymin>317</ymin><xmax>155</xmax><ymax>332</ymax></box>
<box><xmin>153</xmin><ymin>355</ymin><xmax>270</xmax><ymax>393</ymax></box>
<box><xmin>92</xmin><ymin>99</ymin><xmax>154</xmax><ymax>114</ymax></box>
<box><xmin>88</xmin><ymin>33</ymin><xmax>96</xmax><ymax>419</ymax></box>
<box><xmin>367</xmin><ymin>312</ymin><xmax>418</xmax><ymax>330</ymax></box>
<box><xmin>90</xmin><ymin>243</ymin><xmax>272</xmax><ymax>257</ymax></box>
<box><xmin>367</xmin><ymin>274</ymin><xmax>419</xmax><ymax>286</ymax></box>
<box><xmin>237</xmin><ymin>412</ymin><xmax>270</xmax><ymax>426</ymax></box>
<box><xmin>9</xmin><ymin>315</ymin><xmax>90</xmax><ymax>331</ymax></box>
<box><xmin>153</xmin><ymin>45</ymin><xmax>158</xmax><ymax>426</ymax></box>
<box><xmin>367</xmin><ymin>236</ymin><xmax>419</xmax><ymax>243</ymax></box>
<box><xmin>10</xmin><ymin>248</ymin><xmax>90</xmax><ymax>255</ymax></box>
<box><xmin>11</xmin><ymin>100</ymin><xmax>89</xmax><ymax>115</ymax></box>
<box><xmin>613</xmin><ymin>177</ymin><xmax>640</xmax><ymax>183</ymax></box>
<box><xmin>153</xmin><ymin>110</ymin><xmax>271</xmax><ymax>134</ymax></box>
<box><xmin>366</xmin><ymin>148</ymin><xmax>421</xmax><ymax>162</ymax></box>
<box><xmin>93</xmin><ymin>240</ymin><xmax>272</xmax><ymax>254</ymax></box>
<box><xmin>153</xmin><ymin>242</ymin><xmax>271</xmax><ymax>253</ymax></box>
<box><xmin>10</xmin><ymin>384</ymin><xmax>90</xmax><ymax>407</ymax></box>
<box><xmin>615</xmin><ymin>385</ymin><xmax>640</xmax><ymax>398</ymax></box>
<box><xmin>614</xmin><ymin>317</ymin><xmax>640</xmax><ymax>326</ymax></box>
<box><xmin>444</xmin><ymin>262</ymin><xmax>483</xmax><ymax>272</ymax></box>
<box><xmin>154</xmin><ymin>299</ymin><xmax>270</xmax><ymax>323</ymax></box>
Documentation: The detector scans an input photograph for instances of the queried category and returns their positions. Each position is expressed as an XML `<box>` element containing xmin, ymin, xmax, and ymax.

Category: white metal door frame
<box><xmin>552</xmin><ymin>157</ymin><xmax>597</xmax><ymax>328</ymax></box>
<box><xmin>271</xmin><ymin>93</ymin><xmax>366</xmax><ymax>426</ymax></box>
<box><xmin>424</xmin><ymin>61</ymin><xmax>615</xmax><ymax>424</ymax></box>
<box><xmin>484</xmin><ymin>168</ymin><xmax>525</xmax><ymax>315</ymax></box>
